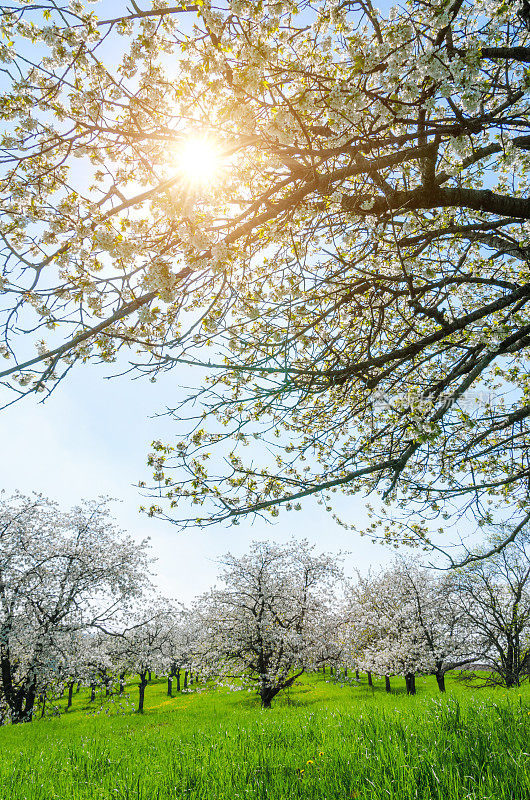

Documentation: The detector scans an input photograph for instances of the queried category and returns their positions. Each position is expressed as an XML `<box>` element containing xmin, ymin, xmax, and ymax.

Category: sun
<box><xmin>175</xmin><ymin>136</ymin><xmax>221</xmax><ymax>187</ymax></box>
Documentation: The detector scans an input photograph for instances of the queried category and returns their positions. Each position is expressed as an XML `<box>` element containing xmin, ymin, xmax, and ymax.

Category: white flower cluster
<box><xmin>144</xmin><ymin>262</ymin><xmax>177</xmax><ymax>302</ymax></box>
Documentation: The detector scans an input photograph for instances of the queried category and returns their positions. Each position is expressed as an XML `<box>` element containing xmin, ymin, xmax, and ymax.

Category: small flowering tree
<box><xmin>80</xmin><ymin>629</ymin><xmax>128</xmax><ymax>702</ymax></box>
<box><xmin>114</xmin><ymin>601</ymin><xmax>174</xmax><ymax>713</ymax></box>
<box><xmin>52</xmin><ymin>629</ymin><xmax>93</xmax><ymax>711</ymax></box>
<box><xmin>0</xmin><ymin>493</ymin><xmax>150</xmax><ymax>723</ymax></box>
<box><xmin>345</xmin><ymin>562</ymin><xmax>478</xmax><ymax>693</ymax></box>
<box><xmin>395</xmin><ymin>562</ymin><xmax>477</xmax><ymax>692</ymax></box>
<box><xmin>347</xmin><ymin>568</ymin><xmax>435</xmax><ymax>694</ymax></box>
<box><xmin>314</xmin><ymin>606</ymin><xmax>345</xmax><ymax>677</ymax></box>
<box><xmin>161</xmin><ymin>608</ymin><xmax>200</xmax><ymax>696</ymax></box>
<box><xmin>198</xmin><ymin>540</ymin><xmax>341</xmax><ymax>708</ymax></box>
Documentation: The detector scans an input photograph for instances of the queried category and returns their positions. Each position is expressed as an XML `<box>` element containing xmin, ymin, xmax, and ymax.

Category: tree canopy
<box><xmin>2</xmin><ymin>0</ymin><xmax>530</xmax><ymax>550</ymax></box>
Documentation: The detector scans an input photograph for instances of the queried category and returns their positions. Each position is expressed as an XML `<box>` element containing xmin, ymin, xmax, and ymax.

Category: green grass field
<box><xmin>1</xmin><ymin>672</ymin><xmax>529</xmax><ymax>800</ymax></box>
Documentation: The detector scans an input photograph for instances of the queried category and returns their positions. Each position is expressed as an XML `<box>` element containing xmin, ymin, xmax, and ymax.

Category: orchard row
<box><xmin>1</xmin><ymin>493</ymin><xmax>528</xmax><ymax>723</ymax></box>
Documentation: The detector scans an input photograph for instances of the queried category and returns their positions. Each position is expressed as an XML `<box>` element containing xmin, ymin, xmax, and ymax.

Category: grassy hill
<box><xmin>1</xmin><ymin>672</ymin><xmax>529</xmax><ymax>800</ymax></box>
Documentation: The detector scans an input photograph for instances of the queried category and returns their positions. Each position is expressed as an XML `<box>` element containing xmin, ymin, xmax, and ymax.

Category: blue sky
<box><xmin>0</xmin><ymin>360</ymin><xmax>399</xmax><ymax>603</ymax></box>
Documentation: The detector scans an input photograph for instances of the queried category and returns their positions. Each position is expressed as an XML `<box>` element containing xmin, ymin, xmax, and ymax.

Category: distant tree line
<box><xmin>1</xmin><ymin>494</ymin><xmax>530</xmax><ymax>723</ymax></box>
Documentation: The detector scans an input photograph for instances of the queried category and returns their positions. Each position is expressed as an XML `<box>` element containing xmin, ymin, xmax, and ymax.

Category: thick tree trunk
<box><xmin>90</xmin><ymin>682</ymin><xmax>96</xmax><ymax>702</ymax></box>
<box><xmin>39</xmin><ymin>693</ymin><xmax>47</xmax><ymax>719</ymax></box>
<box><xmin>501</xmin><ymin>636</ymin><xmax>523</xmax><ymax>687</ymax></box>
<box><xmin>138</xmin><ymin>672</ymin><xmax>148</xmax><ymax>713</ymax></box>
<box><xmin>1</xmin><ymin>654</ymin><xmax>38</xmax><ymax>724</ymax></box>
<box><xmin>355</xmin><ymin>669</ymin><xmax>359</xmax><ymax>680</ymax></box>
<box><xmin>183</xmin><ymin>670</ymin><xmax>188</xmax><ymax>690</ymax></box>
<box><xmin>385</xmin><ymin>675</ymin><xmax>391</xmax><ymax>693</ymax></box>
<box><xmin>405</xmin><ymin>673</ymin><xmax>416</xmax><ymax>695</ymax></box>
<box><xmin>167</xmin><ymin>676</ymin><xmax>173</xmax><ymax>697</ymax></box>
<box><xmin>67</xmin><ymin>681</ymin><xmax>75</xmax><ymax>710</ymax></box>
<box><xmin>436</xmin><ymin>672</ymin><xmax>446</xmax><ymax>692</ymax></box>
<box><xmin>344</xmin><ymin>667</ymin><xmax>348</xmax><ymax>677</ymax></box>
<box><xmin>259</xmin><ymin>670</ymin><xmax>302</xmax><ymax>708</ymax></box>
<box><xmin>260</xmin><ymin>684</ymin><xmax>277</xmax><ymax>708</ymax></box>
<box><xmin>10</xmin><ymin>684</ymin><xmax>37</xmax><ymax>724</ymax></box>
<box><xmin>504</xmin><ymin>643</ymin><xmax>518</xmax><ymax>687</ymax></box>
<box><xmin>24</xmin><ymin>685</ymin><xmax>37</xmax><ymax>721</ymax></box>
<box><xmin>367</xmin><ymin>671</ymin><xmax>373</xmax><ymax>687</ymax></box>
<box><xmin>176</xmin><ymin>669</ymin><xmax>181</xmax><ymax>692</ymax></box>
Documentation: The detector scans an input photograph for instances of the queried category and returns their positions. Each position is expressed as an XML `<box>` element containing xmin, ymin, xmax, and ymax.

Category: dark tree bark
<box><xmin>260</xmin><ymin>682</ymin><xmax>274</xmax><ymax>708</ymax></box>
<box><xmin>367</xmin><ymin>671</ymin><xmax>373</xmax><ymax>687</ymax></box>
<box><xmin>39</xmin><ymin>692</ymin><xmax>47</xmax><ymax>719</ymax></box>
<box><xmin>176</xmin><ymin>668</ymin><xmax>181</xmax><ymax>692</ymax></box>
<box><xmin>183</xmin><ymin>670</ymin><xmax>188</xmax><ymax>690</ymax></box>
<box><xmin>385</xmin><ymin>675</ymin><xmax>391</xmax><ymax>693</ymax></box>
<box><xmin>167</xmin><ymin>676</ymin><xmax>173</xmax><ymax>696</ymax></box>
<box><xmin>503</xmin><ymin>639</ymin><xmax>521</xmax><ymax>687</ymax></box>
<box><xmin>436</xmin><ymin>672</ymin><xmax>446</xmax><ymax>692</ymax></box>
<box><xmin>405</xmin><ymin>673</ymin><xmax>416</xmax><ymax>695</ymax></box>
<box><xmin>259</xmin><ymin>671</ymin><xmax>303</xmax><ymax>708</ymax></box>
<box><xmin>67</xmin><ymin>680</ymin><xmax>75</xmax><ymax>710</ymax></box>
<box><xmin>138</xmin><ymin>671</ymin><xmax>148</xmax><ymax>714</ymax></box>
<box><xmin>90</xmin><ymin>682</ymin><xmax>96</xmax><ymax>702</ymax></box>
<box><xmin>10</xmin><ymin>683</ymin><xmax>37</xmax><ymax>723</ymax></box>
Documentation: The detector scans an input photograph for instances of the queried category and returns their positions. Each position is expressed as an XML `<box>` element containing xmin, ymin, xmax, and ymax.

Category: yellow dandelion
<box><xmin>319</xmin><ymin>752</ymin><xmax>324</xmax><ymax>757</ymax></box>
<box><xmin>307</xmin><ymin>760</ymin><xmax>314</xmax><ymax>765</ymax></box>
